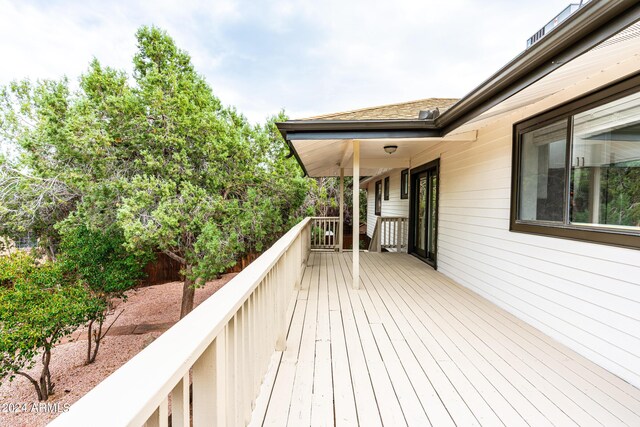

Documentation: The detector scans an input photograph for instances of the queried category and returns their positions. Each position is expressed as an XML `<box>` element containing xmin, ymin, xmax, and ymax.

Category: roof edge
<box><xmin>278</xmin><ymin>118</ymin><xmax>439</xmax><ymax>132</ymax></box>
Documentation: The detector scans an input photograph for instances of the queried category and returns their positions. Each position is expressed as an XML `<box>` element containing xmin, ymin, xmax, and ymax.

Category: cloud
<box><xmin>0</xmin><ymin>0</ymin><xmax>570</xmax><ymax>123</ymax></box>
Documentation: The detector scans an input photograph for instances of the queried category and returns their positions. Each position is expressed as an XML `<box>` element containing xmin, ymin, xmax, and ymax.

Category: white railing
<box><xmin>48</xmin><ymin>218</ymin><xmax>311</xmax><ymax>427</ymax></box>
<box><xmin>309</xmin><ymin>216</ymin><xmax>340</xmax><ymax>250</ymax></box>
<box><xmin>370</xmin><ymin>216</ymin><xmax>409</xmax><ymax>253</ymax></box>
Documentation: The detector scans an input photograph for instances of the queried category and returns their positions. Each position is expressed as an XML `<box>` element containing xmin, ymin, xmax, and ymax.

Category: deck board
<box><xmin>255</xmin><ymin>252</ymin><xmax>640</xmax><ymax>427</ymax></box>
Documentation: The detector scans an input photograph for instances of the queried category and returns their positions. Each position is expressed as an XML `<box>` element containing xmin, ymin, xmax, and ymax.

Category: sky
<box><xmin>0</xmin><ymin>0</ymin><xmax>572</xmax><ymax>124</ymax></box>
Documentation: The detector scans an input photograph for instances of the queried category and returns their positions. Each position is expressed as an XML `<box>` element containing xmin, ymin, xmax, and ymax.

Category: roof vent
<box><xmin>419</xmin><ymin>108</ymin><xmax>440</xmax><ymax>120</ymax></box>
<box><xmin>526</xmin><ymin>2</ymin><xmax>585</xmax><ymax>48</ymax></box>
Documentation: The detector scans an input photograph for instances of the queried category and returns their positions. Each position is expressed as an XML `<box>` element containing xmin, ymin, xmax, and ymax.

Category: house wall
<box><xmin>365</xmin><ymin>169</ymin><xmax>409</xmax><ymax>238</ymax></box>
<box><xmin>366</xmin><ymin>114</ymin><xmax>640</xmax><ymax>388</ymax></box>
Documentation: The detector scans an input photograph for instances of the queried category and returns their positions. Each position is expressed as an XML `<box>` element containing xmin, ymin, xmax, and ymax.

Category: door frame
<box><xmin>408</xmin><ymin>158</ymin><xmax>440</xmax><ymax>269</ymax></box>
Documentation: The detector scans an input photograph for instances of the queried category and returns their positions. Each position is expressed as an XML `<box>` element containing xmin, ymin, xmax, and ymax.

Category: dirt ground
<box><xmin>0</xmin><ymin>274</ymin><xmax>236</xmax><ymax>427</ymax></box>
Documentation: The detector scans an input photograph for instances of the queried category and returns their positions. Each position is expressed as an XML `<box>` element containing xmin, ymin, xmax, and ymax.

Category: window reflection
<box><xmin>571</xmin><ymin>92</ymin><xmax>640</xmax><ymax>229</ymax></box>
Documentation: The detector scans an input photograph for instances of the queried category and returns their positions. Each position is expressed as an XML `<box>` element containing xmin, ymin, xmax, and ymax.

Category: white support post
<box><xmin>352</xmin><ymin>140</ymin><xmax>360</xmax><ymax>290</ymax></box>
<box><xmin>339</xmin><ymin>168</ymin><xmax>344</xmax><ymax>253</ymax></box>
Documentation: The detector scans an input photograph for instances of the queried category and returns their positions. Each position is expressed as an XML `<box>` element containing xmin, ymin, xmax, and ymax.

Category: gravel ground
<box><xmin>0</xmin><ymin>274</ymin><xmax>236</xmax><ymax>427</ymax></box>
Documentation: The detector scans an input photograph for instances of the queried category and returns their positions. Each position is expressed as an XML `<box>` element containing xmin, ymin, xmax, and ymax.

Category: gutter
<box><xmin>278</xmin><ymin>118</ymin><xmax>440</xmax><ymax>140</ymax></box>
<box><xmin>278</xmin><ymin>118</ymin><xmax>439</xmax><ymax>132</ymax></box>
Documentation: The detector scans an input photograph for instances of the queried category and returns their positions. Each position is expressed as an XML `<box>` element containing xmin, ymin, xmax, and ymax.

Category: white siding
<box><xmin>366</xmin><ymin>169</ymin><xmax>409</xmax><ymax>238</ymax></box>
<box><xmin>365</xmin><ymin>115</ymin><xmax>640</xmax><ymax>388</ymax></box>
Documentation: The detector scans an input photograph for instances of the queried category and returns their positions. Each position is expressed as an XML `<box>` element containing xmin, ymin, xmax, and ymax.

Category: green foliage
<box><xmin>571</xmin><ymin>165</ymin><xmax>640</xmax><ymax>226</ymax></box>
<box><xmin>59</xmin><ymin>224</ymin><xmax>151</xmax><ymax>298</ymax></box>
<box><xmin>600</xmin><ymin>166</ymin><xmax>640</xmax><ymax>226</ymax></box>
<box><xmin>0</xmin><ymin>25</ymin><xmax>310</xmax><ymax>319</ymax></box>
<box><xmin>0</xmin><ymin>251</ymin><xmax>98</xmax><ymax>400</ymax></box>
<box><xmin>58</xmin><ymin>224</ymin><xmax>151</xmax><ymax>363</ymax></box>
<box><xmin>0</xmin><ymin>78</ymin><xmax>80</xmax><ymax>260</ymax></box>
<box><xmin>243</xmin><ymin>112</ymin><xmax>309</xmax><ymax>252</ymax></box>
<box><xmin>298</xmin><ymin>177</ymin><xmax>367</xmax><ymax>226</ymax></box>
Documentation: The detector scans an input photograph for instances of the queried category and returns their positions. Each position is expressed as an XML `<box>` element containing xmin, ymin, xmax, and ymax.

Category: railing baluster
<box><xmin>325</xmin><ymin>218</ymin><xmax>329</xmax><ymax>247</ymax></box>
<box><xmin>245</xmin><ymin>298</ymin><xmax>253</xmax><ymax>424</ymax></box>
<box><xmin>144</xmin><ymin>396</ymin><xmax>167</xmax><ymax>427</ymax></box>
<box><xmin>170</xmin><ymin>374</ymin><xmax>189</xmax><ymax>427</ymax></box>
<box><xmin>250</xmin><ymin>292</ymin><xmax>258</xmax><ymax>398</ymax></box>
<box><xmin>226</xmin><ymin>316</ymin><xmax>237</xmax><ymax>426</ymax></box>
<box><xmin>383</xmin><ymin>218</ymin><xmax>387</xmax><ymax>248</ymax></box>
<box><xmin>237</xmin><ymin>307</ymin><xmax>245</xmax><ymax>426</ymax></box>
<box><xmin>322</xmin><ymin>218</ymin><xmax>326</xmax><ymax>247</ymax></box>
<box><xmin>215</xmin><ymin>333</ymin><xmax>227</xmax><ymax>426</ymax></box>
<box><xmin>192</xmin><ymin>340</ymin><xmax>216</xmax><ymax>426</ymax></box>
<box><xmin>386</xmin><ymin>218</ymin><xmax>390</xmax><ymax>248</ymax></box>
<box><xmin>259</xmin><ymin>280</ymin><xmax>267</xmax><ymax>369</ymax></box>
<box><xmin>275</xmin><ymin>261</ymin><xmax>286</xmax><ymax>351</ymax></box>
<box><xmin>192</xmin><ymin>334</ymin><xmax>227</xmax><ymax>427</ymax></box>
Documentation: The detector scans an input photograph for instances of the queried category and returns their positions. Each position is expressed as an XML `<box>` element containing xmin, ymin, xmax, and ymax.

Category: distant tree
<box><xmin>600</xmin><ymin>165</ymin><xmax>640</xmax><ymax>226</ymax></box>
<box><xmin>94</xmin><ymin>28</ymin><xmax>309</xmax><ymax>318</ymax></box>
<box><xmin>58</xmin><ymin>225</ymin><xmax>152</xmax><ymax>364</ymax></box>
<box><xmin>298</xmin><ymin>177</ymin><xmax>367</xmax><ymax>226</ymax></box>
<box><xmin>0</xmin><ymin>251</ymin><xmax>99</xmax><ymax>401</ymax></box>
<box><xmin>243</xmin><ymin>112</ymin><xmax>309</xmax><ymax>253</ymax></box>
<box><xmin>0</xmin><ymin>80</ymin><xmax>81</xmax><ymax>260</ymax></box>
<box><xmin>104</xmin><ymin>26</ymin><xmax>259</xmax><ymax>318</ymax></box>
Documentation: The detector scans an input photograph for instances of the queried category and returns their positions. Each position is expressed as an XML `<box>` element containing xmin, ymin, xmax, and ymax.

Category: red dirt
<box><xmin>0</xmin><ymin>274</ymin><xmax>236</xmax><ymax>427</ymax></box>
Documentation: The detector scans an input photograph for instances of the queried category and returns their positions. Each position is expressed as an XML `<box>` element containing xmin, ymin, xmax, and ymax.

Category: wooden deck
<box><xmin>251</xmin><ymin>252</ymin><xmax>640</xmax><ymax>426</ymax></box>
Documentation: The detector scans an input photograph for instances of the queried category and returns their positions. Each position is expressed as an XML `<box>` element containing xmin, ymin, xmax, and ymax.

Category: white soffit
<box><xmin>453</xmin><ymin>21</ymin><xmax>640</xmax><ymax>134</ymax></box>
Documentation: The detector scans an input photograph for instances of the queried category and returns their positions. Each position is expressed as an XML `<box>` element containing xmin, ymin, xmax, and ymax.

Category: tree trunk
<box><xmin>39</xmin><ymin>348</ymin><xmax>53</xmax><ymax>400</ymax></box>
<box><xmin>86</xmin><ymin>309</ymin><xmax>123</xmax><ymax>364</ymax></box>
<box><xmin>86</xmin><ymin>319</ymin><xmax>94</xmax><ymax>365</ymax></box>
<box><xmin>16</xmin><ymin>371</ymin><xmax>43</xmax><ymax>402</ymax></box>
<box><xmin>86</xmin><ymin>319</ymin><xmax>103</xmax><ymax>364</ymax></box>
<box><xmin>46</xmin><ymin>244</ymin><xmax>57</xmax><ymax>262</ymax></box>
<box><xmin>179</xmin><ymin>265</ymin><xmax>195</xmax><ymax>319</ymax></box>
<box><xmin>89</xmin><ymin>320</ymin><xmax>104</xmax><ymax>364</ymax></box>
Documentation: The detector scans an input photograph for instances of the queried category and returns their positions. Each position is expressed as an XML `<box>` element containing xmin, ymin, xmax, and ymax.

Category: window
<box><xmin>512</xmin><ymin>76</ymin><xmax>640</xmax><ymax>248</ymax></box>
<box><xmin>518</xmin><ymin>120</ymin><xmax>567</xmax><ymax>222</ymax></box>
<box><xmin>384</xmin><ymin>176</ymin><xmax>390</xmax><ymax>200</ymax></box>
<box><xmin>375</xmin><ymin>180</ymin><xmax>382</xmax><ymax>215</ymax></box>
<box><xmin>401</xmin><ymin>169</ymin><xmax>409</xmax><ymax>199</ymax></box>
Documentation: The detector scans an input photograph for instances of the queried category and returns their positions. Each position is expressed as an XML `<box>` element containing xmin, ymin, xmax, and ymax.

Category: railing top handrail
<box><xmin>380</xmin><ymin>216</ymin><xmax>408</xmax><ymax>219</ymax></box>
<box><xmin>48</xmin><ymin>217</ymin><xmax>312</xmax><ymax>427</ymax></box>
<box><xmin>310</xmin><ymin>216</ymin><xmax>340</xmax><ymax>220</ymax></box>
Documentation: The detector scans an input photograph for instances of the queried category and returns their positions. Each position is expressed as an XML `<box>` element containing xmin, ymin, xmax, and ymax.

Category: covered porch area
<box><xmin>252</xmin><ymin>252</ymin><xmax>640</xmax><ymax>426</ymax></box>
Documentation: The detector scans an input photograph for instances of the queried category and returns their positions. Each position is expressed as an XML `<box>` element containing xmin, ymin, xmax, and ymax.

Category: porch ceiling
<box><xmin>292</xmin><ymin>131</ymin><xmax>477</xmax><ymax>177</ymax></box>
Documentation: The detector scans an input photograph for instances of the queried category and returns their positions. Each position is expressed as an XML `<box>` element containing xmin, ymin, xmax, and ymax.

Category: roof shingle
<box><xmin>302</xmin><ymin>98</ymin><xmax>458</xmax><ymax>121</ymax></box>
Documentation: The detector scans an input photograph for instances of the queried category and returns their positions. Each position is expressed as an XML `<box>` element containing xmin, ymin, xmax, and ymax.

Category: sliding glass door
<box><xmin>410</xmin><ymin>160</ymin><xmax>439</xmax><ymax>267</ymax></box>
